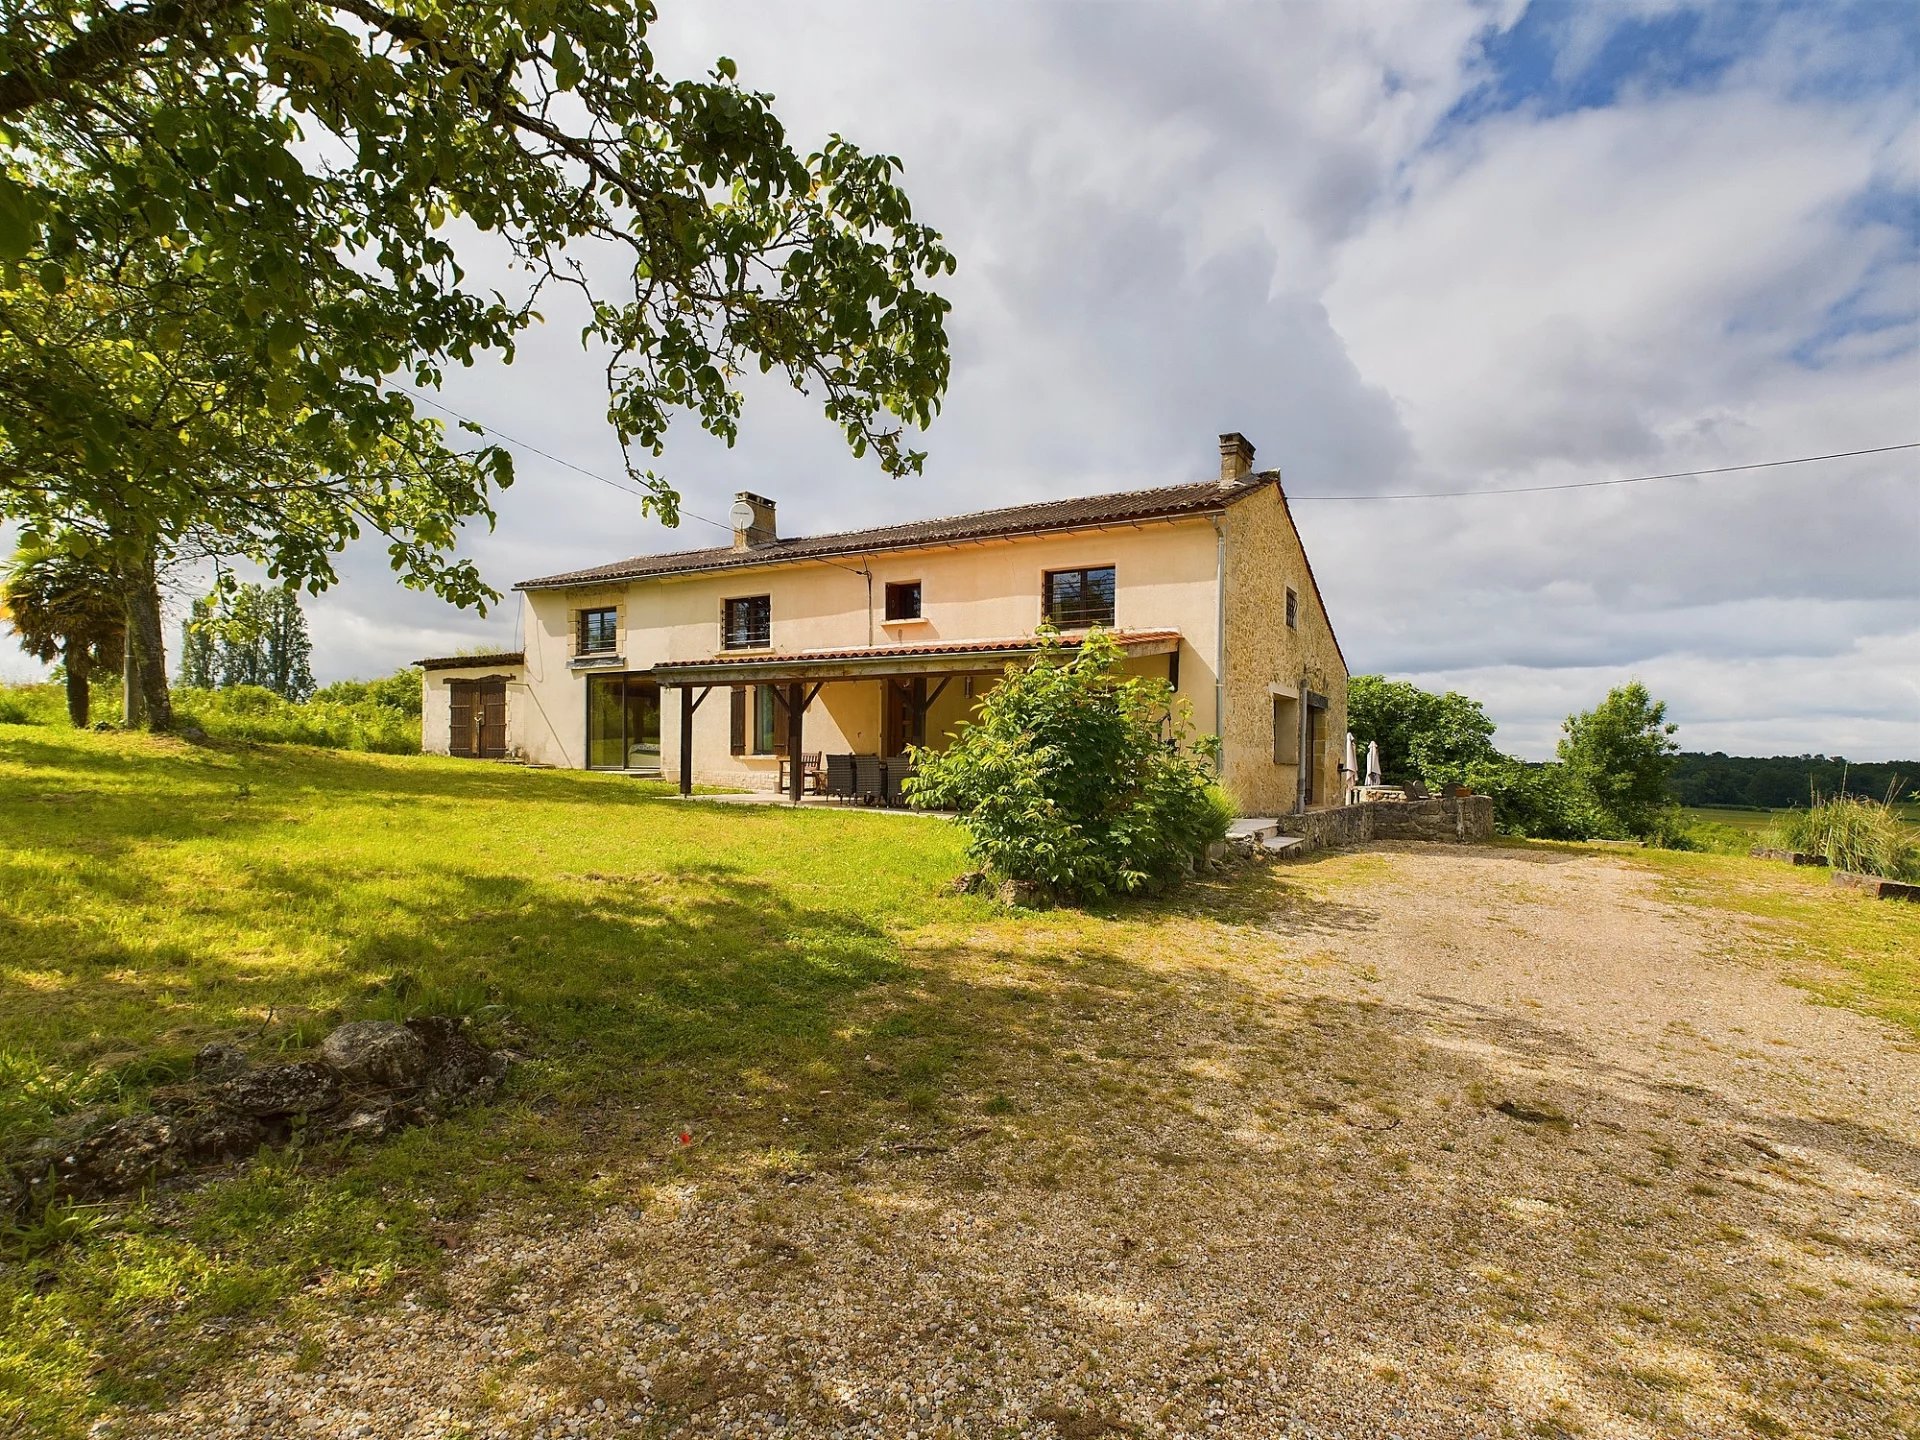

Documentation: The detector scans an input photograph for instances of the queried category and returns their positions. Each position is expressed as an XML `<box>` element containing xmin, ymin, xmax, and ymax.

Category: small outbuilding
<box><xmin>418</xmin><ymin>653</ymin><xmax>525</xmax><ymax>760</ymax></box>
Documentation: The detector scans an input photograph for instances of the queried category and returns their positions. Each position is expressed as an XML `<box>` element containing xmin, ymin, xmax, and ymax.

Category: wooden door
<box><xmin>479</xmin><ymin>679</ymin><xmax>507</xmax><ymax>758</ymax></box>
<box><xmin>448</xmin><ymin>680</ymin><xmax>478</xmax><ymax>757</ymax></box>
<box><xmin>884</xmin><ymin>678</ymin><xmax>925</xmax><ymax>755</ymax></box>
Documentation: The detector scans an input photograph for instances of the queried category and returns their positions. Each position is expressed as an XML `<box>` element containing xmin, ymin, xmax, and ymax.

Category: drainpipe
<box><xmin>1210</xmin><ymin>515</ymin><xmax>1226</xmax><ymax>775</ymax></box>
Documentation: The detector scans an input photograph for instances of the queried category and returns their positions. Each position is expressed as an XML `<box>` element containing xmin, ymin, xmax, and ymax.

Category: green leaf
<box><xmin>266</xmin><ymin>319</ymin><xmax>302</xmax><ymax>366</ymax></box>
<box><xmin>553</xmin><ymin>35</ymin><xmax>583</xmax><ymax>91</ymax></box>
<box><xmin>0</xmin><ymin>174</ymin><xmax>37</xmax><ymax>261</ymax></box>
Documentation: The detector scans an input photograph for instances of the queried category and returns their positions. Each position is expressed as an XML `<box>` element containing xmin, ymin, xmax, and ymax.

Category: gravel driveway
<box><xmin>136</xmin><ymin>846</ymin><xmax>1919</xmax><ymax>1440</ymax></box>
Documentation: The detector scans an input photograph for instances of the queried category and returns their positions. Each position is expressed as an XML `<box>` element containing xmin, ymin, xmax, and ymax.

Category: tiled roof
<box><xmin>515</xmin><ymin>474</ymin><xmax>1275</xmax><ymax>591</ymax></box>
<box><xmin>417</xmin><ymin>652</ymin><xmax>525</xmax><ymax>671</ymax></box>
<box><xmin>651</xmin><ymin>629</ymin><xmax>1180</xmax><ymax>674</ymax></box>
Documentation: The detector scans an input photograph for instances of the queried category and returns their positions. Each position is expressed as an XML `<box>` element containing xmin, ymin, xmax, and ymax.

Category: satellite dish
<box><xmin>730</xmin><ymin>499</ymin><xmax>755</xmax><ymax>531</ymax></box>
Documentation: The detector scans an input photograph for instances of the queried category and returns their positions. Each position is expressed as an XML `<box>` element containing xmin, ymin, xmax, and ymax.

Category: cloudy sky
<box><xmin>6</xmin><ymin>0</ymin><xmax>1917</xmax><ymax>759</ymax></box>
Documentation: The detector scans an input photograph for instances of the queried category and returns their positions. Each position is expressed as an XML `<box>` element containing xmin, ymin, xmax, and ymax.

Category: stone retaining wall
<box><xmin>1273</xmin><ymin>796</ymin><xmax>1494</xmax><ymax>854</ymax></box>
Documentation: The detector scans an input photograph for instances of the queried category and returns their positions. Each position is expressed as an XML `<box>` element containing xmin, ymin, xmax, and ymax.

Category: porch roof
<box><xmin>647</xmin><ymin>629</ymin><xmax>1180</xmax><ymax>686</ymax></box>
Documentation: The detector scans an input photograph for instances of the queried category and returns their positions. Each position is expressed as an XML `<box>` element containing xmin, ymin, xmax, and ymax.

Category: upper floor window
<box><xmin>577</xmin><ymin>607</ymin><xmax>618</xmax><ymax>655</ymax></box>
<box><xmin>1043</xmin><ymin>566</ymin><xmax>1116</xmax><ymax>628</ymax></box>
<box><xmin>884</xmin><ymin>580</ymin><xmax>922</xmax><ymax>621</ymax></box>
<box><xmin>1285</xmin><ymin>587</ymin><xmax>1298</xmax><ymax>630</ymax></box>
<box><xmin>722</xmin><ymin>594</ymin><xmax>772</xmax><ymax>650</ymax></box>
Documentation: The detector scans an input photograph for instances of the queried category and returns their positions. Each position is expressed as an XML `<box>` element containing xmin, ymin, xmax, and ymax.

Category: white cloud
<box><xmin>4</xmin><ymin>1</ymin><xmax>1916</xmax><ymax>761</ymax></box>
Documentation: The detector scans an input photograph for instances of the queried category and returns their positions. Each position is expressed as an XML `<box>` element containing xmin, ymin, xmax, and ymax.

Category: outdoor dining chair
<box><xmin>854</xmin><ymin>753</ymin><xmax>884</xmax><ymax>805</ymax></box>
<box><xmin>882</xmin><ymin>754</ymin><xmax>917</xmax><ymax>808</ymax></box>
<box><xmin>824</xmin><ymin>753</ymin><xmax>856</xmax><ymax>801</ymax></box>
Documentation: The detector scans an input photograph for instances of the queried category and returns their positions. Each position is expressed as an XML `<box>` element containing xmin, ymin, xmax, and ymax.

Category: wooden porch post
<box><xmin>679</xmin><ymin>685</ymin><xmax>694</xmax><ymax>797</ymax></box>
<box><xmin>787</xmin><ymin>681</ymin><xmax>804</xmax><ymax>803</ymax></box>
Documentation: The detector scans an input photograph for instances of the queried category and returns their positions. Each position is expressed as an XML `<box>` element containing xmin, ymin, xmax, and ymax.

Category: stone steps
<box><xmin>1226</xmin><ymin>818</ymin><xmax>1307</xmax><ymax>858</ymax></box>
<box><xmin>1227</xmin><ymin>817</ymin><xmax>1281</xmax><ymax>843</ymax></box>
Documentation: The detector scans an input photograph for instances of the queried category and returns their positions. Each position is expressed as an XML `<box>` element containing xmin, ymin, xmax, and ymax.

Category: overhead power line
<box><xmin>392</xmin><ymin>381</ymin><xmax>873</xmax><ymax>579</ymax></box>
<box><xmin>390</xmin><ymin>382</ymin><xmax>736</xmax><ymax>536</ymax></box>
<box><xmin>392</xmin><ymin>382</ymin><xmax>1916</xmax><ymax>514</ymax></box>
<box><xmin>1286</xmin><ymin>443</ymin><xmax>1920</xmax><ymax>501</ymax></box>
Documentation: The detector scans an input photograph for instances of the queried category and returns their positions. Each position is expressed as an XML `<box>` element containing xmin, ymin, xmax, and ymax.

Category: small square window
<box><xmin>1284</xmin><ymin>588</ymin><xmax>1298</xmax><ymax>630</ymax></box>
<box><xmin>884</xmin><ymin>580</ymin><xmax>922</xmax><ymax>621</ymax></box>
<box><xmin>578</xmin><ymin>607</ymin><xmax>618</xmax><ymax>654</ymax></box>
<box><xmin>723</xmin><ymin>595</ymin><xmax>771</xmax><ymax>650</ymax></box>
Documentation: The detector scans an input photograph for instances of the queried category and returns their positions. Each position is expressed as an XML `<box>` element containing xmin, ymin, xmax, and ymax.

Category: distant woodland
<box><xmin>1669</xmin><ymin>752</ymin><xmax>1918</xmax><ymax>809</ymax></box>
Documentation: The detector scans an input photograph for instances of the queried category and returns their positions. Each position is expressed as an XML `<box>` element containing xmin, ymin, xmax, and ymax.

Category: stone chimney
<box><xmin>730</xmin><ymin>491</ymin><xmax>778</xmax><ymax>551</ymax></box>
<box><xmin>1219</xmin><ymin>432</ymin><xmax>1256</xmax><ymax>485</ymax></box>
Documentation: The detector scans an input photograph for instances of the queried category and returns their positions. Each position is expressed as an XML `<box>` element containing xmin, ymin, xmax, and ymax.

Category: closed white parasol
<box><xmin>1365</xmin><ymin>740</ymin><xmax>1382</xmax><ymax>787</ymax></box>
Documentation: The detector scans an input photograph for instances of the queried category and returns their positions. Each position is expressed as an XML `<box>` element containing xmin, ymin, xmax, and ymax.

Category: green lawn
<box><xmin>1680</xmin><ymin>805</ymin><xmax>1778</xmax><ymax>836</ymax></box>
<box><xmin>2</xmin><ymin>725</ymin><xmax>1001</xmax><ymax>1435</ymax></box>
<box><xmin>3</xmin><ymin>727</ymin><xmax>1916</xmax><ymax>1437</ymax></box>
<box><xmin>1641</xmin><ymin>846</ymin><xmax>1920</xmax><ymax>1040</ymax></box>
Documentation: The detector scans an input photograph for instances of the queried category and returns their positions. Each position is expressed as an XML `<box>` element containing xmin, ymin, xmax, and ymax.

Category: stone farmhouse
<box><xmin>419</xmin><ymin>432</ymin><xmax>1348</xmax><ymax>816</ymax></box>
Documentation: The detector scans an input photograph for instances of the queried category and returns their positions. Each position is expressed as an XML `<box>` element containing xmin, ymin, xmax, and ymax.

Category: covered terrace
<box><xmin>650</xmin><ymin>629</ymin><xmax>1181</xmax><ymax>802</ymax></box>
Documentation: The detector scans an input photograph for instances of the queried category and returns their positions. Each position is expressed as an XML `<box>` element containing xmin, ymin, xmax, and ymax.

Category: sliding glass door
<box><xmin>586</xmin><ymin>674</ymin><xmax>661</xmax><ymax>771</ymax></box>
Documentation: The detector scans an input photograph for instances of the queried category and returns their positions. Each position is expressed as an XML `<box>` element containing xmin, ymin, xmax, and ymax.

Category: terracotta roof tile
<box><xmin>417</xmin><ymin>652</ymin><xmax>525</xmax><ymax>671</ymax></box>
<box><xmin>652</xmin><ymin>629</ymin><xmax>1180</xmax><ymax>672</ymax></box>
<box><xmin>515</xmin><ymin>474</ymin><xmax>1274</xmax><ymax>590</ymax></box>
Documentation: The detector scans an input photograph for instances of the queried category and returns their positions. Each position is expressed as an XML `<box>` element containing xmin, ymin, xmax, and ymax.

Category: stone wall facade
<box><xmin>1219</xmin><ymin>483</ymin><xmax>1350</xmax><ymax>815</ymax></box>
<box><xmin>1272</xmin><ymin>796</ymin><xmax>1494</xmax><ymax>853</ymax></box>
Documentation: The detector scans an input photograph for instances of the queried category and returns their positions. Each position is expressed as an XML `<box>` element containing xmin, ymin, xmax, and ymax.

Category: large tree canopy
<box><xmin>0</xmin><ymin>0</ymin><xmax>954</xmax><ymax>605</ymax></box>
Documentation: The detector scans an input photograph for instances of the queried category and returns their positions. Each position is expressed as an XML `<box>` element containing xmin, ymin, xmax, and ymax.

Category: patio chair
<box><xmin>882</xmin><ymin>754</ymin><xmax>916</xmax><ymax>808</ymax></box>
<box><xmin>1403</xmin><ymin>779</ymin><xmax>1432</xmax><ymax>800</ymax></box>
<box><xmin>780</xmin><ymin>750</ymin><xmax>824</xmax><ymax>795</ymax></box>
<box><xmin>854</xmin><ymin>753</ymin><xmax>884</xmax><ymax>805</ymax></box>
<box><xmin>824</xmin><ymin>753</ymin><xmax>857</xmax><ymax>802</ymax></box>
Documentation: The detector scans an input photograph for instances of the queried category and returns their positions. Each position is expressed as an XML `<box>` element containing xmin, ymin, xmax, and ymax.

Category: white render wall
<box><xmin>419</xmin><ymin>662</ymin><xmax>524</xmax><ymax>757</ymax></box>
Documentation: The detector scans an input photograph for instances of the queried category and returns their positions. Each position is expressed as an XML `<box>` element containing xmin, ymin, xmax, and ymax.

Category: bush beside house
<box><xmin>907</xmin><ymin>629</ymin><xmax>1231</xmax><ymax>901</ymax></box>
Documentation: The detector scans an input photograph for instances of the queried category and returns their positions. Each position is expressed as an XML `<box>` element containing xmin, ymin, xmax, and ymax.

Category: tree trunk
<box><xmin>122</xmin><ymin>554</ymin><xmax>172</xmax><ymax>731</ymax></box>
<box><xmin>122</xmin><ymin>630</ymin><xmax>145</xmax><ymax>728</ymax></box>
<box><xmin>63</xmin><ymin>638</ymin><xmax>92</xmax><ymax>727</ymax></box>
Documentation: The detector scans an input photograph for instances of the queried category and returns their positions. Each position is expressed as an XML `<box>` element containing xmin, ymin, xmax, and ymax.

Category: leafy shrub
<box><xmin>1460</xmin><ymin>757</ymin><xmax>1607</xmax><ymax>840</ymax></box>
<box><xmin>0</xmin><ymin>688</ymin><xmax>40</xmax><ymax>725</ymax></box>
<box><xmin>1766</xmin><ymin>790</ymin><xmax>1919</xmax><ymax>881</ymax></box>
<box><xmin>173</xmin><ymin>684</ymin><xmax>421</xmax><ymax>753</ymax></box>
<box><xmin>1</xmin><ymin>676</ymin><xmax>419</xmax><ymax>751</ymax></box>
<box><xmin>0</xmin><ymin>682</ymin><xmax>105</xmax><ymax>726</ymax></box>
<box><xmin>906</xmin><ymin>629</ymin><xmax>1231</xmax><ymax>900</ymax></box>
<box><xmin>313</xmin><ymin>666</ymin><xmax>424</xmax><ymax>718</ymax></box>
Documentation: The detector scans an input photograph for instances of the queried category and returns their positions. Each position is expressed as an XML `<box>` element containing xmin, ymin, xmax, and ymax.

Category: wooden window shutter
<box><xmin>729</xmin><ymin>686</ymin><xmax>746</xmax><ymax>755</ymax></box>
<box><xmin>448</xmin><ymin>680</ymin><xmax>476</xmax><ymax>758</ymax></box>
<box><xmin>770</xmin><ymin>685</ymin><xmax>790</xmax><ymax>756</ymax></box>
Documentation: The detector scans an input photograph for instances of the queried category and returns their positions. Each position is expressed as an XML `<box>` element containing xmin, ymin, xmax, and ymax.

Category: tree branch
<box><xmin>0</xmin><ymin>0</ymin><xmax>248</xmax><ymax>120</ymax></box>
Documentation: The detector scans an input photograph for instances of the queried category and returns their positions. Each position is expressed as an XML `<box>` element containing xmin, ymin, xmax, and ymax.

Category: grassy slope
<box><xmin>1680</xmin><ymin>805</ymin><xmax>1777</xmax><ymax>836</ymax></box>
<box><xmin>2</xmin><ymin>726</ymin><xmax>992</xmax><ymax>1435</ymax></box>
<box><xmin>3</xmin><ymin>728</ymin><xmax>1915</xmax><ymax>1435</ymax></box>
<box><xmin>1635</xmin><ymin>846</ymin><xmax>1920</xmax><ymax>1041</ymax></box>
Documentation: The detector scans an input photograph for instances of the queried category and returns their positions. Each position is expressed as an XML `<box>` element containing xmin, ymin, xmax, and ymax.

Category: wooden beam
<box><xmin>679</xmin><ymin>686</ymin><xmax>695</xmax><ymax>796</ymax></box>
<box><xmin>921</xmin><ymin>676</ymin><xmax>951</xmax><ymax>713</ymax></box>
<box><xmin>787</xmin><ymin>682</ymin><xmax>804</xmax><ymax>803</ymax></box>
<box><xmin>688</xmin><ymin>684</ymin><xmax>713</xmax><ymax>714</ymax></box>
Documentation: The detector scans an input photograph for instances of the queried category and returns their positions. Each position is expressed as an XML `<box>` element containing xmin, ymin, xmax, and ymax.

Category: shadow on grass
<box><xmin>4</xmin><ymin>736</ymin><xmax>1914</xmax><ymax>1437</ymax></box>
